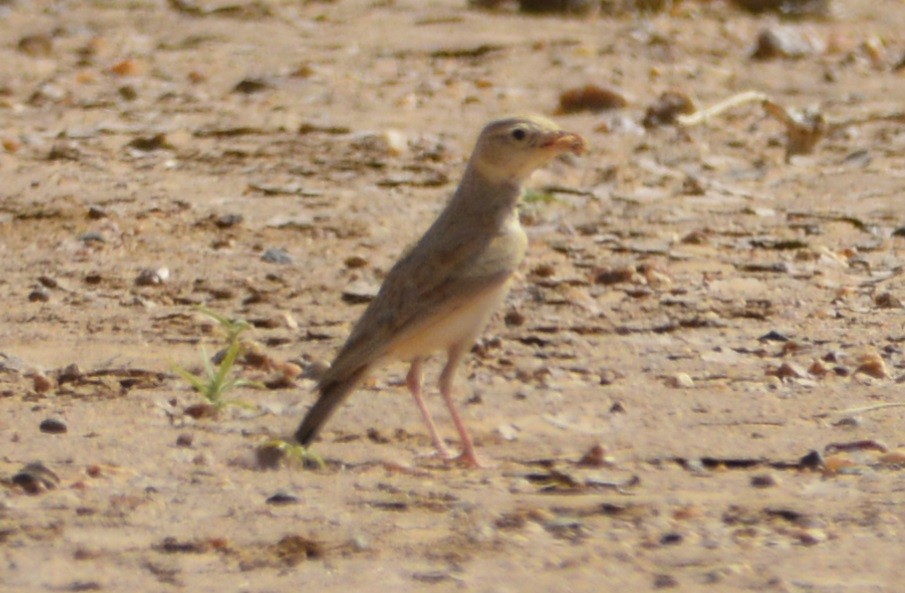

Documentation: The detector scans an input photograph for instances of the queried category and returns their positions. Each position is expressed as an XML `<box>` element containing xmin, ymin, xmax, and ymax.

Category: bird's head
<box><xmin>469</xmin><ymin>115</ymin><xmax>586</xmax><ymax>185</ymax></box>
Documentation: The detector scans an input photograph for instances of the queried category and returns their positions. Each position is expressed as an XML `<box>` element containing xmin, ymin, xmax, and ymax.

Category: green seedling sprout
<box><xmin>260</xmin><ymin>437</ymin><xmax>327</xmax><ymax>470</ymax></box>
<box><xmin>173</xmin><ymin>306</ymin><xmax>263</xmax><ymax>411</ymax></box>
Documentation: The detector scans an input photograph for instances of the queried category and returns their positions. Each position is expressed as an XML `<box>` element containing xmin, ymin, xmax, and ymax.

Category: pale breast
<box><xmin>388</xmin><ymin>279</ymin><xmax>511</xmax><ymax>362</ymax></box>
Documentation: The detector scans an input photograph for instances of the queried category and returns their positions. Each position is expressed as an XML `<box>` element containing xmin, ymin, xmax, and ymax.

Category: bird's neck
<box><xmin>445</xmin><ymin>161</ymin><xmax>522</xmax><ymax>226</ymax></box>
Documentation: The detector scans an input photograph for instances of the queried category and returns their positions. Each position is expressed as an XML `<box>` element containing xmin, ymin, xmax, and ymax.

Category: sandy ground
<box><xmin>1</xmin><ymin>1</ymin><xmax>904</xmax><ymax>591</ymax></box>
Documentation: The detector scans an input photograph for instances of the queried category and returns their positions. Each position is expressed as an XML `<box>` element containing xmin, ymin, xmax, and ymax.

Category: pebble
<box><xmin>28</xmin><ymin>286</ymin><xmax>50</xmax><ymax>302</ymax></box>
<box><xmin>577</xmin><ymin>443</ymin><xmax>613</xmax><ymax>467</ymax></box>
<box><xmin>670</xmin><ymin>373</ymin><xmax>695</xmax><ymax>388</ymax></box>
<box><xmin>750</xmin><ymin>473</ymin><xmax>778</xmax><ymax>488</ymax></box>
<box><xmin>343</xmin><ymin>255</ymin><xmax>369</xmax><ymax>269</ymax></box>
<box><xmin>262</xmin><ymin>247</ymin><xmax>293</xmax><ymax>264</ymax></box>
<box><xmin>653</xmin><ymin>573</ymin><xmax>678</xmax><ymax>589</ymax></box>
<box><xmin>214</xmin><ymin>213</ymin><xmax>243</xmax><ymax>228</ymax></box>
<box><xmin>40</xmin><ymin>417</ymin><xmax>68</xmax><ymax>434</ymax></box>
<box><xmin>79</xmin><ymin>231</ymin><xmax>106</xmax><ymax>244</ymax></box>
<box><xmin>643</xmin><ymin>91</ymin><xmax>696</xmax><ymax>128</ymax></box>
<box><xmin>342</xmin><ymin>280</ymin><xmax>379</xmax><ymax>304</ymax></box>
<box><xmin>32</xmin><ymin>372</ymin><xmax>54</xmax><ymax>392</ymax></box>
<box><xmin>58</xmin><ymin>363</ymin><xmax>85</xmax><ymax>383</ymax></box>
<box><xmin>769</xmin><ymin>362</ymin><xmax>807</xmax><ymax>379</ymax></box>
<box><xmin>135</xmin><ymin>267</ymin><xmax>169</xmax><ymax>286</ymax></box>
<box><xmin>87</xmin><ymin>206</ymin><xmax>108</xmax><ymax>219</ymax></box>
<box><xmin>557</xmin><ymin>84</ymin><xmax>628</xmax><ymax>114</ymax></box>
<box><xmin>751</xmin><ymin>26</ymin><xmax>824</xmax><ymax>60</ymax></box>
<box><xmin>12</xmin><ymin>462</ymin><xmax>60</xmax><ymax>494</ymax></box>
<box><xmin>854</xmin><ymin>353</ymin><xmax>888</xmax><ymax>379</ymax></box>
<box><xmin>266</xmin><ymin>492</ymin><xmax>300</xmax><ymax>505</ymax></box>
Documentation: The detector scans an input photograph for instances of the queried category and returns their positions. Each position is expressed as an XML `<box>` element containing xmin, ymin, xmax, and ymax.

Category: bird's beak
<box><xmin>542</xmin><ymin>130</ymin><xmax>587</xmax><ymax>156</ymax></box>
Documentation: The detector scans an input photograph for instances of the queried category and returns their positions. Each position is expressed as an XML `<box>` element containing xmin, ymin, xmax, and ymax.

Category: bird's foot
<box><xmin>447</xmin><ymin>450</ymin><xmax>495</xmax><ymax>469</ymax></box>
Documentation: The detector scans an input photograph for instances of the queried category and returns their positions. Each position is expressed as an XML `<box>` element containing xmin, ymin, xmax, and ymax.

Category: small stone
<box><xmin>37</xmin><ymin>276</ymin><xmax>59</xmax><ymax>289</ymax></box>
<box><xmin>653</xmin><ymin>573</ymin><xmax>678</xmax><ymax>589</ymax></box>
<box><xmin>768</xmin><ymin>362</ymin><xmax>807</xmax><ymax>379</ymax></box>
<box><xmin>28</xmin><ymin>287</ymin><xmax>51</xmax><ymax>302</ymax></box>
<box><xmin>751</xmin><ymin>26</ymin><xmax>824</xmax><ymax>60</ymax></box>
<box><xmin>32</xmin><ymin>372</ymin><xmax>54</xmax><ymax>392</ymax></box>
<box><xmin>593</xmin><ymin>266</ymin><xmax>635</xmax><ymax>285</ymax></box>
<box><xmin>266</xmin><ymin>492</ymin><xmax>300</xmax><ymax>505</ymax></box>
<box><xmin>874</xmin><ymin>292</ymin><xmax>903</xmax><ymax>309</ymax></box>
<box><xmin>796</xmin><ymin>528</ymin><xmax>828</xmax><ymax>546</ymax></box>
<box><xmin>670</xmin><ymin>373</ymin><xmax>695</xmax><ymax>388</ymax></box>
<box><xmin>58</xmin><ymin>363</ymin><xmax>85</xmax><ymax>384</ymax></box>
<box><xmin>262</xmin><ymin>248</ymin><xmax>293</xmax><ymax>265</ymax></box>
<box><xmin>184</xmin><ymin>402</ymin><xmax>217</xmax><ymax>419</ymax></box>
<box><xmin>175</xmin><ymin>433</ymin><xmax>194</xmax><ymax>447</ymax></box>
<box><xmin>342</xmin><ymin>281</ymin><xmax>379</xmax><ymax>304</ymax></box>
<box><xmin>40</xmin><ymin>417</ymin><xmax>68</xmax><ymax>434</ymax></box>
<box><xmin>807</xmin><ymin>360</ymin><xmax>829</xmax><ymax>376</ymax></box>
<box><xmin>233</xmin><ymin>77</ymin><xmax>273</xmax><ymax>94</ymax></box>
<box><xmin>382</xmin><ymin>129</ymin><xmax>408</xmax><ymax>157</ymax></box>
<box><xmin>799</xmin><ymin>450</ymin><xmax>824</xmax><ymax>470</ymax></box>
<box><xmin>557</xmin><ymin>84</ymin><xmax>628</xmax><ymax>114</ymax></box>
<box><xmin>643</xmin><ymin>91</ymin><xmax>696</xmax><ymax>128</ymax></box>
<box><xmin>135</xmin><ymin>267</ymin><xmax>169</xmax><ymax>286</ymax></box>
<box><xmin>343</xmin><ymin>255</ymin><xmax>369</xmax><ymax>269</ymax></box>
<box><xmin>87</xmin><ymin>206</ymin><xmax>108</xmax><ymax>220</ymax></box>
<box><xmin>214</xmin><ymin>213</ymin><xmax>243</xmax><ymax>228</ymax></box>
<box><xmin>659</xmin><ymin>532</ymin><xmax>683</xmax><ymax>546</ymax></box>
<box><xmin>18</xmin><ymin>34</ymin><xmax>53</xmax><ymax>56</ymax></box>
<box><xmin>504</xmin><ymin>309</ymin><xmax>526</xmax><ymax>327</ymax></box>
<box><xmin>758</xmin><ymin>330</ymin><xmax>790</xmax><ymax>342</ymax></box>
<box><xmin>599</xmin><ymin>368</ymin><xmax>618</xmax><ymax>385</ymax></box>
<box><xmin>118</xmin><ymin>85</ymin><xmax>138</xmax><ymax>101</ymax></box>
<box><xmin>255</xmin><ymin>442</ymin><xmax>289</xmax><ymax>469</ymax></box>
<box><xmin>577</xmin><ymin>443</ymin><xmax>612</xmax><ymax>467</ymax></box>
<box><xmin>12</xmin><ymin>462</ymin><xmax>60</xmax><ymax>494</ymax></box>
<box><xmin>109</xmin><ymin>58</ymin><xmax>143</xmax><ymax>77</ymax></box>
<box><xmin>496</xmin><ymin>423</ymin><xmax>519</xmax><ymax>441</ymax></box>
<box><xmin>831</xmin><ymin>416</ymin><xmax>861</xmax><ymax>427</ymax></box>
<box><xmin>79</xmin><ymin>231</ymin><xmax>106</xmax><ymax>244</ymax></box>
<box><xmin>750</xmin><ymin>473</ymin><xmax>778</xmax><ymax>488</ymax></box>
<box><xmin>854</xmin><ymin>353</ymin><xmax>888</xmax><ymax>379</ymax></box>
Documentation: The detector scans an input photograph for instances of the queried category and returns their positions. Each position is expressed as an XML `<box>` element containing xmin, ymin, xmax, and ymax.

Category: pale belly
<box><xmin>387</xmin><ymin>280</ymin><xmax>511</xmax><ymax>362</ymax></box>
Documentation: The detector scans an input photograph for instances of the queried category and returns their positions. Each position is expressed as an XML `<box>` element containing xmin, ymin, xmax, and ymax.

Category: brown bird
<box><xmin>295</xmin><ymin>115</ymin><xmax>586</xmax><ymax>467</ymax></box>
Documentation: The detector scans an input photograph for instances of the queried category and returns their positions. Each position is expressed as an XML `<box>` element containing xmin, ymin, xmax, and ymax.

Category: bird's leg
<box><xmin>439</xmin><ymin>344</ymin><xmax>491</xmax><ymax>468</ymax></box>
<box><xmin>406</xmin><ymin>358</ymin><xmax>452</xmax><ymax>459</ymax></box>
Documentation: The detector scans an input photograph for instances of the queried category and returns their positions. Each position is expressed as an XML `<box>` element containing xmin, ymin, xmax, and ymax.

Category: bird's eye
<box><xmin>511</xmin><ymin>128</ymin><xmax>527</xmax><ymax>141</ymax></box>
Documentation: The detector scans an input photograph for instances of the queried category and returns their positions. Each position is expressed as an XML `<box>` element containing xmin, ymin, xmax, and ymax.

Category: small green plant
<box><xmin>522</xmin><ymin>188</ymin><xmax>559</xmax><ymax>204</ymax></box>
<box><xmin>173</xmin><ymin>307</ymin><xmax>261</xmax><ymax>411</ymax></box>
<box><xmin>260</xmin><ymin>438</ymin><xmax>327</xmax><ymax>470</ymax></box>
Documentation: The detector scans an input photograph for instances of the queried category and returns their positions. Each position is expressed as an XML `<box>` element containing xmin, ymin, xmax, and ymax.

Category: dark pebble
<box><xmin>758</xmin><ymin>330</ymin><xmax>790</xmax><ymax>342</ymax></box>
<box><xmin>40</xmin><ymin>417</ymin><xmax>68</xmax><ymax>434</ymax></box>
<box><xmin>28</xmin><ymin>287</ymin><xmax>50</xmax><ymax>302</ymax></box>
<box><xmin>214</xmin><ymin>213</ymin><xmax>244</xmax><ymax>228</ymax></box>
<box><xmin>12</xmin><ymin>462</ymin><xmax>60</xmax><ymax>494</ymax></box>
<box><xmin>653</xmin><ymin>574</ymin><xmax>678</xmax><ymax>589</ymax></box>
<box><xmin>266</xmin><ymin>492</ymin><xmax>300</xmax><ymax>505</ymax></box>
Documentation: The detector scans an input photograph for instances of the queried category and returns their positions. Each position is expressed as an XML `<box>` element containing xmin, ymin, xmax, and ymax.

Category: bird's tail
<box><xmin>295</xmin><ymin>365</ymin><xmax>368</xmax><ymax>446</ymax></box>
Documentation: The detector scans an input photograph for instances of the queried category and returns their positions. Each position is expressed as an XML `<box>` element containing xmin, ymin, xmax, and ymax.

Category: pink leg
<box><xmin>439</xmin><ymin>345</ymin><xmax>491</xmax><ymax>468</ymax></box>
<box><xmin>406</xmin><ymin>358</ymin><xmax>452</xmax><ymax>459</ymax></box>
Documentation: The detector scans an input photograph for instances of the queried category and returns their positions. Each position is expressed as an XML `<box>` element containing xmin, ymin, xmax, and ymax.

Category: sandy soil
<box><xmin>1</xmin><ymin>1</ymin><xmax>904</xmax><ymax>591</ymax></box>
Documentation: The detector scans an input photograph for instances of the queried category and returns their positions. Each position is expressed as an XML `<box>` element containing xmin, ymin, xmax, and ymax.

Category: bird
<box><xmin>295</xmin><ymin>115</ymin><xmax>586</xmax><ymax>467</ymax></box>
